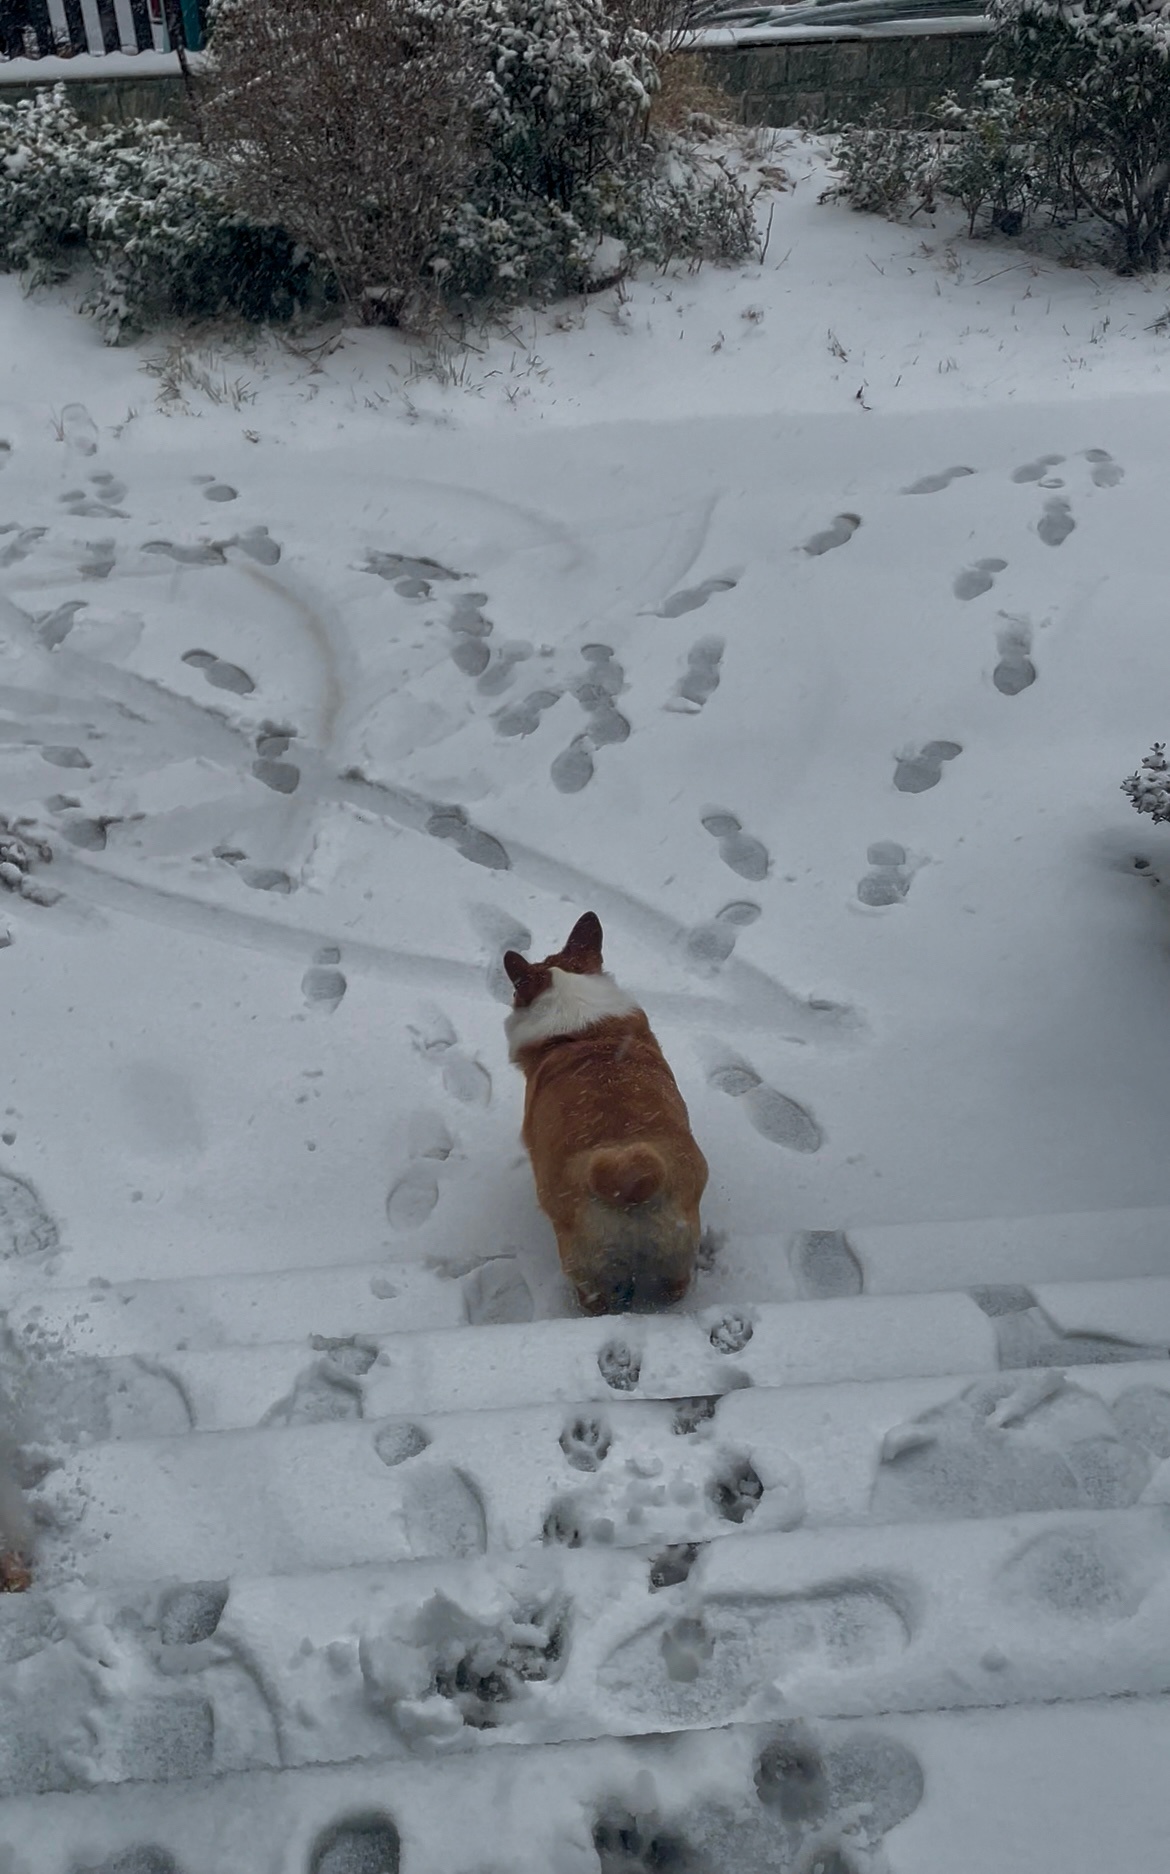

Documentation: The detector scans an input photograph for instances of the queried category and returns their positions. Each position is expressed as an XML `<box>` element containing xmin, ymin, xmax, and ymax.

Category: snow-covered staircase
<box><xmin>4</xmin><ymin>1206</ymin><xmax>1170</xmax><ymax>1872</ymax></box>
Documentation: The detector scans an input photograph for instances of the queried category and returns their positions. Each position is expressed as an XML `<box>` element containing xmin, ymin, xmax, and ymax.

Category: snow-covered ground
<box><xmin>4</xmin><ymin>134</ymin><xmax>1170</xmax><ymax>1871</ymax></box>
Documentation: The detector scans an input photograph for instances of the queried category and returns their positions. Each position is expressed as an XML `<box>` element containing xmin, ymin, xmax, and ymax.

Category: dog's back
<box><xmin>505</xmin><ymin>916</ymin><xmax>708</xmax><ymax>1314</ymax></box>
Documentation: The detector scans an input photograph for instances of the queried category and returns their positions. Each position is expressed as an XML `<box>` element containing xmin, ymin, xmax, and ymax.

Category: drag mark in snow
<box><xmin>893</xmin><ymin>740</ymin><xmax>962</xmax><ymax>794</ymax></box>
<box><xmin>803</xmin><ymin>512</ymin><xmax>860</xmax><ymax>556</ymax></box>
<box><xmin>954</xmin><ymin>557</ymin><xmax>1007</xmax><ymax>600</ymax></box>
<box><xmin>705</xmin><ymin>1053</ymin><xmax>822</xmax><ymax>1152</ymax></box>
<box><xmin>701</xmin><ymin>810</ymin><xmax>769</xmax><ymax>881</ymax></box>
<box><xmin>901</xmin><ymin>466</ymin><xmax>975</xmax><ymax>494</ymax></box>
<box><xmin>994</xmin><ymin>617</ymin><xmax>1037</xmax><ymax>695</ymax></box>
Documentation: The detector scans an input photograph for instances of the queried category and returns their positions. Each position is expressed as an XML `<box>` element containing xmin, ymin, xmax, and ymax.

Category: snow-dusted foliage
<box><xmin>989</xmin><ymin>0</ymin><xmax>1170</xmax><ymax>269</ymax></box>
<box><xmin>832</xmin><ymin>0</ymin><xmax>1170</xmax><ymax>270</ymax></box>
<box><xmin>1123</xmin><ymin>745</ymin><xmax>1170</xmax><ymax>824</ymax></box>
<box><xmin>204</xmin><ymin>0</ymin><xmax>756</xmax><ymax>320</ymax></box>
<box><xmin>0</xmin><ymin>88</ymin><xmax>319</xmax><ymax>339</ymax></box>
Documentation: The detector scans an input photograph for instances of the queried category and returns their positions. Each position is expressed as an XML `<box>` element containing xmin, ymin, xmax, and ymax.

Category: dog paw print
<box><xmin>560</xmin><ymin>1415</ymin><xmax>613</xmax><ymax>1472</ymax></box>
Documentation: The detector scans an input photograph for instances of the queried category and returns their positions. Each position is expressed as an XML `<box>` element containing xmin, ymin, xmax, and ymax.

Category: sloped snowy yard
<box><xmin>4</xmin><ymin>135</ymin><xmax>1170</xmax><ymax>1872</ymax></box>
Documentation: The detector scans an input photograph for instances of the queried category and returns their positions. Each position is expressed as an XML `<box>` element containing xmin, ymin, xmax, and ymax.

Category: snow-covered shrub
<box><xmin>831</xmin><ymin>0</ymin><xmax>1170</xmax><ymax>270</ymax></box>
<box><xmin>204</xmin><ymin>0</ymin><xmax>756</xmax><ymax>320</ymax></box>
<box><xmin>990</xmin><ymin>0</ymin><xmax>1170</xmax><ymax>270</ymax></box>
<box><xmin>0</xmin><ymin>88</ymin><xmax>320</xmax><ymax>338</ymax></box>
<box><xmin>936</xmin><ymin>80</ymin><xmax>1059</xmax><ymax>237</ymax></box>
<box><xmin>202</xmin><ymin>0</ymin><xmax>483</xmax><ymax>325</ymax></box>
<box><xmin>825</xmin><ymin>113</ymin><xmax>944</xmax><ymax>219</ymax></box>
<box><xmin>1123</xmin><ymin>745</ymin><xmax>1170</xmax><ymax>824</ymax></box>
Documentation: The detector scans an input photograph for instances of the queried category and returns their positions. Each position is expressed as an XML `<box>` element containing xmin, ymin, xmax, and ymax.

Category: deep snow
<box><xmin>3</xmin><ymin>132</ymin><xmax>1170</xmax><ymax>1872</ymax></box>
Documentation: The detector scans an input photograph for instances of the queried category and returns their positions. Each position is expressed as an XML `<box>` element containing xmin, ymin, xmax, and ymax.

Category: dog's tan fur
<box><xmin>504</xmin><ymin>913</ymin><xmax>708</xmax><ymax>1314</ymax></box>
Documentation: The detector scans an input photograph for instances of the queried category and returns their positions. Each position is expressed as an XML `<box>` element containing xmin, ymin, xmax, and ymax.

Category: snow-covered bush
<box><xmin>936</xmin><ymin>80</ymin><xmax>1060</xmax><ymax>237</ymax></box>
<box><xmin>0</xmin><ymin>88</ymin><xmax>320</xmax><ymax>339</ymax></box>
<box><xmin>831</xmin><ymin>0</ymin><xmax>1170</xmax><ymax>270</ymax></box>
<box><xmin>202</xmin><ymin>0</ymin><xmax>483</xmax><ymax>325</ymax></box>
<box><xmin>1123</xmin><ymin>745</ymin><xmax>1170</xmax><ymax>824</ymax></box>
<box><xmin>204</xmin><ymin>0</ymin><xmax>756</xmax><ymax>320</ymax></box>
<box><xmin>825</xmin><ymin>112</ymin><xmax>943</xmax><ymax>220</ymax></box>
<box><xmin>990</xmin><ymin>0</ymin><xmax>1170</xmax><ymax>270</ymax></box>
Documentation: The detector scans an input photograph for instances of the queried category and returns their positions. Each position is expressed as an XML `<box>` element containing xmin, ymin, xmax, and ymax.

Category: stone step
<box><xmin>4</xmin><ymin>1696</ymin><xmax>1167</xmax><ymax>1874</ymax></box>
<box><xmin>9</xmin><ymin>1508</ymin><xmax>1170</xmax><ymax>1797</ymax></box>
<box><xmin>15</xmin><ymin>1277</ymin><xmax>1170</xmax><ymax>1457</ymax></box>
<box><xmin>10</xmin><ymin>1203</ymin><xmax>1170</xmax><ymax>1357</ymax></box>
<box><xmin>28</xmin><ymin>1358</ymin><xmax>1170</xmax><ymax>1582</ymax></box>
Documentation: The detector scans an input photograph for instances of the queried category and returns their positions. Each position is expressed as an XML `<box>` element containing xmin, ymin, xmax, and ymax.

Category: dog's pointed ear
<box><xmin>563</xmin><ymin>911</ymin><xmax>603</xmax><ymax>968</ymax></box>
<box><xmin>503</xmin><ymin>950</ymin><xmax>530</xmax><ymax>987</ymax></box>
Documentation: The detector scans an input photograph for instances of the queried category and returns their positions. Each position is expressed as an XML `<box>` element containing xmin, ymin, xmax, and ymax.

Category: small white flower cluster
<box><xmin>1123</xmin><ymin>745</ymin><xmax>1170</xmax><ymax>824</ymax></box>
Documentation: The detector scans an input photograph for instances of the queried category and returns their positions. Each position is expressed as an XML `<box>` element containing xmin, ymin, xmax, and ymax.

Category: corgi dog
<box><xmin>504</xmin><ymin>912</ymin><xmax>708</xmax><ymax>1314</ymax></box>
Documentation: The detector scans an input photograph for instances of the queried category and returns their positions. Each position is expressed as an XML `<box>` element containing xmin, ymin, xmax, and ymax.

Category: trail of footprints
<box><xmin>866</xmin><ymin>445</ymin><xmax>1125</xmax><ymax>905</ymax></box>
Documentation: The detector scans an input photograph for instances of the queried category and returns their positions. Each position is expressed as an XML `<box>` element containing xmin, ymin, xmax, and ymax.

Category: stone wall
<box><xmin>688</xmin><ymin>25</ymin><xmax>991</xmax><ymax>128</ymax></box>
<box><xmin>1</xmin><ymin>27</ymin><xmax>992</xmax><ymax>134</ymax></box>
<box><xmin>0</xmin><ymin>72</ymin><xmax>193</xmax><ymax>126</ymax></box>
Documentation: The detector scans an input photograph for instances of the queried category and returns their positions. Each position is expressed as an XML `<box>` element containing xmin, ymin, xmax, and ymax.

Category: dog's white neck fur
<box><xmin>506</xmin><ymin>967</ymin><xmax>639</xmax><ymax>1059</ymax></box>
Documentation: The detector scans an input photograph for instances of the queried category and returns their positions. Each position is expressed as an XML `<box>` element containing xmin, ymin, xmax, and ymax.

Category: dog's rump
<box><xmin>586</xmin><ymin>1142</ymin><xmax>666</xmax><ymax>1208</ymax></box>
